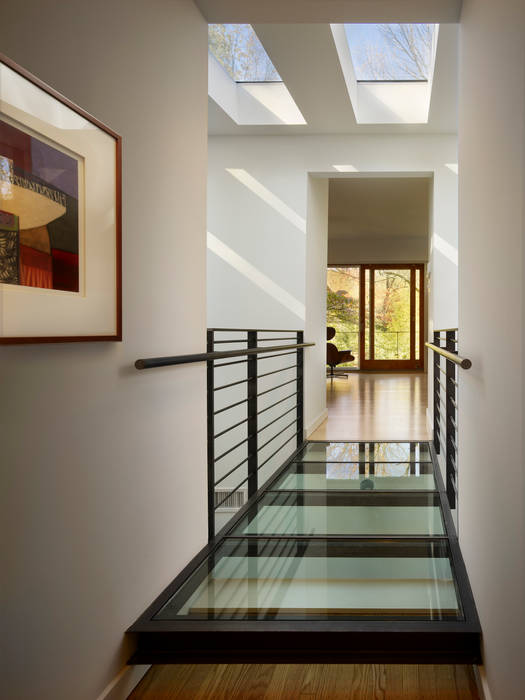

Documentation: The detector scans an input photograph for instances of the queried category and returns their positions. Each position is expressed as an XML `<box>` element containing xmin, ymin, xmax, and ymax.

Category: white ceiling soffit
<box><xmin>208</xmin><ymin>54</ymin><xmax>306</xmax><ymax>126</ymax></box>
<box><xmin>208</xmin><ymin>24</ymin><xmax>458</xmax><ymax>135</ymax></box>
<box><xmin>328</xmin><ymin>177</ymin><xmax>431</xmax><ymax>240</ymax></box>
<box><xmin>195</xmin><ymin>0</ymin><xmax>462</xmax><ymax>24</ymax></box>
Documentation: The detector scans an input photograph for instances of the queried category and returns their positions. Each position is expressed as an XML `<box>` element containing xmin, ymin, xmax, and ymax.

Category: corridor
<box><xmin>311</xmin><ymin>372</ymin><xmax>429</xmax><ymax>442</ymax></box>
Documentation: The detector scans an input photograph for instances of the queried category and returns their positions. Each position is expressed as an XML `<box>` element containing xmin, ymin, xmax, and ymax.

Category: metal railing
<box><xmin>136</xmin><ymin>328</ymin><xmax>314</xmax><ymax>540</ymax></box>
<box><xmin>425</xmin><ymin>329</ymin><xmax>472</xmax><ymax>510</ymax></box>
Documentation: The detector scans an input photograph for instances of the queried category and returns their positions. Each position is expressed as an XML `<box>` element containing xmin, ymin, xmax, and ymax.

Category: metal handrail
<box><xmin>425</xmin><ymin>342</ymin><xmax>472</xmax><ymax>370</ymax></box>
<box><xmin>434</xmin><ymin>327</ymin><xmax>459</xmax><ymax>333</ymax></box>
<box><xmin>135</xmin><ymin>342</ymin><xmax>314</xmax><ymax>370</ymax></box>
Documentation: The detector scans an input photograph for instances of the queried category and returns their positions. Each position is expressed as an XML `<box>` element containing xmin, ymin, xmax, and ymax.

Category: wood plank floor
<box><xmin>129</xmin><ymin>663</ymin><xmax>480</xmax><ymax>699</ymax></box>
<box><xmin>309</xmin><ymin>372</ymin><xmax>430</xmax><ymax>442</ymax></box>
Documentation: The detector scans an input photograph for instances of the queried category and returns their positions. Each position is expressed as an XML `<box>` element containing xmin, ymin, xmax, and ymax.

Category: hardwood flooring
<box><xmin>129</xmin><ymin>663</ymin><xmax>480</xmax><ymax>699</ymax></box>
<box><xmin>309</xmin><ymin>372</ymin><xmax>430</xmax><ymax>442</ymax></box>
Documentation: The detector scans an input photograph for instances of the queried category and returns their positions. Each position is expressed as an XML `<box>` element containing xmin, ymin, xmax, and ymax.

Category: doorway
<box><xmin>327</xmin><ymin>264</ymin><xmax>424</xmax><ymax>371</ymax></box>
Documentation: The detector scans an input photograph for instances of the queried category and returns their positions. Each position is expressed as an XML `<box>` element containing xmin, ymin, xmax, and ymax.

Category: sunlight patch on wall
<box><xmin>207</xmin><ymin>232</ymin><xmax>306</xmax><ymax>320</ymax></box>
<box><xmin>226</xmin><ymin>169</ymin><xmax>306</xmax><ymax>233</ymax></box>
<box><xmin>432</xmin><ymin>233</ymin><xmax>458</xmax><ymax>266</ymax></box>
<box><xmin>333</xmin><ymin>165</ymin><xmax>359</xmax><ymax>172</ymax></box>
<box><xmin>445</xmin><ymin>163</ymin><xmax>458</xmax><ymax>174</ymax></box>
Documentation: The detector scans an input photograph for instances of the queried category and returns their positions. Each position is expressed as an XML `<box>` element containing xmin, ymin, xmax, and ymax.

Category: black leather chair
<box><xmin>326</xmin><ymin>327</ymin><xmax>355</xmax><ymax>377</ymax></box>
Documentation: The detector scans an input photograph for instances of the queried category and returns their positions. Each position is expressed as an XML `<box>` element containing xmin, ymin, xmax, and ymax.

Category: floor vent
<box><xmin>214</xmin><ymin>489</ymin><xmax>246</xmax><ymax>511</ymax></box>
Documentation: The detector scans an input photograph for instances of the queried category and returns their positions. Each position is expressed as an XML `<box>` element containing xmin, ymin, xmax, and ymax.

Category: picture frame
<box><xmin>0</xmin><ymin>53</ymin><xmax>122</xmax><ymax>344</ymax></box>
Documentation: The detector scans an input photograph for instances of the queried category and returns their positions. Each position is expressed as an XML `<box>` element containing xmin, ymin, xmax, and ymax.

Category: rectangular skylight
<box><xmin>208</xmin><ymin>24</ymin><xmax>282</xmax><ymax>83</ymax></box>
<box><xmin>345</xmin><ymin>24</ymin><xmax>435</xmax><ymax>81</ymax></box>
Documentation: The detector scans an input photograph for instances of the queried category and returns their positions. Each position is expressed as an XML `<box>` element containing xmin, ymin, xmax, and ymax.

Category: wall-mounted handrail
<box><xmin>135</xmin><ymin>342</ymin><xmax>314</xmax><ymax>370</ymax></box>
<box><xmin>433</xmin><ymin>327</ymin><xmax>459</xmax><ymax>333</ymax></box>
<box><xmin>425</xmin><ymin>342</ymin><xmax>472</xmax><ymax>370</ymax></box>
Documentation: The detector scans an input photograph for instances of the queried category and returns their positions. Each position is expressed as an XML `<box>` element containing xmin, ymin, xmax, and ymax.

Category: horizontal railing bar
<box><xmin>214</xmin><ymin>436</ymin><xmax>249</xmax><ymax>463</ymax></box>
<box><xmin>258</xmin><ymin>404</ymin><xmax>298</xmax><ymax>434</ymax></box>
<box><xmin>257</xmin><ymin>391</ymin><xmax>300</xmax><ymax>415</ymax></box>
<box><xmin>257</xmin><ymin>350</ymin><xmax>297</xmax><ymax>362</ymax></box>
<box><xmin>212</xmin><ymin>339</ymin><xmax>248</xmax><ymax>344</ymax></box>
<box><xmin>135</xmin><ymin>342</ymin><xmax>314</xmax><ymax>370</ymax></box>
<box><xmin>257</xmin><ymin>430</ymin><xmax>301</xmax><ymax>471</ymax></box>
<box><xmin>257</xmin><ymin>377</ymin><xmax>296</xmax><ymax>398</ymax></box>
<box><xmin>438</xmin><ymin>366</ymin><xmax>458</xmax><ymax>385</ymax></box>
<box><xmin>213</xmin><ymin>397</ymin><xmax>248</xmax><ymax>415</ymax></box>
<box><xmin>434</xmin><ymin>327</ymin><xmax>458</xmax><ymax>333</ymax></box>
<box><xmin>214</xmin><ymin>358</ymin><xmax>248</xmax><ymax>368</ymax></box>
<box><xmin>214</xmin><ymin>476</ymin><xmax>250</xmax><ymax>510</ymax></box>
<box><xmin>213</xmin><ymin>417</ymin><xmax>248</xmax><ymax>440</ymax></box>
<box><xmin>209</xmin><ymin>327</ymin><xmax>302</xmax><ymax>333</ymax></box>
<box><xmin>257</xmin><ymin>336</ymin><xmax>297</xmax><ymax>341</ymax></box>
<box><xmin>425</xmin><ymin>342</ymin><xmax>471</xmax><ymax>369</ymax></box>
<box><xmin>257</xmin><ymin>418</ymin><xmax>298</xmax><ymax>453</ymax></box>
<box><xmin>214</xmin><ymin>456</ymin><xmax>250</xmax><ymax>487</ymax></box>
<box><xmin>257</xmin><ymin>364</ymin><xmax>297</xmax><ymax>380</ymax></box>
<box><xmin>214</xmin><ymin>377</ymin><xmax>252</xmax><ymax>392</ymax></box>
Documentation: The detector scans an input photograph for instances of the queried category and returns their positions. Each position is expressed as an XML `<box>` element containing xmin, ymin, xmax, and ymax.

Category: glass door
<box><xmin>359</xmin><ymin>264</ymin><xmax>424</xmax><ymax>370</ymax></box>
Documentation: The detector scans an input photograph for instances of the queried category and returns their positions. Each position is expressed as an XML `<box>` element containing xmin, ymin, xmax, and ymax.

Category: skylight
<box><xmin>208</xmin><ymin>24</ymin><xmax>282</xmax><ymax>83</ymax></box>
<box><xmin>345</xmin><ymin>24</ymin><xmax>436</xmax><ymax>81</ymax></box>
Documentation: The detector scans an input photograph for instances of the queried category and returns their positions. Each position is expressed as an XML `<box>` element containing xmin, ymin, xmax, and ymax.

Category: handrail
<box><xmin>135</xmin><ymin>342</ymin><xmax>315</xmax><ymax>370</ymax></box>
<box><xmin>433</xmin><ymin>327</ymin><xmax>459</xmax><ymax>333</ymax></box>
<box><xmin>425</xmin><ymin>342</ymin><xmax>472</xmax><ymax>370</ymax></box>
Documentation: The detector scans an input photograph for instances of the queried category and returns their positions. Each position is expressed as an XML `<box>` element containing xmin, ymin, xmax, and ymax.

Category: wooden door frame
<box><xmin>358</xmin><ymin>263</ymin><xmax>425</xmax><ymax>371</ymax></box>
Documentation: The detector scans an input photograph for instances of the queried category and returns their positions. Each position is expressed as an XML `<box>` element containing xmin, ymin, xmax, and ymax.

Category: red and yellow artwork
<box><xmin>0</xmin><ymin>118</ymin><xmax>79</xmax><ymax>292</ymax></box>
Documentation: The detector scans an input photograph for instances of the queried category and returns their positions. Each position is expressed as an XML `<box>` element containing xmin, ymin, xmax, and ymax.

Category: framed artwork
<box><xmin>0</xmin><ymin>53</ymin><xmax>121</xmax><ymax>343</ymax></box>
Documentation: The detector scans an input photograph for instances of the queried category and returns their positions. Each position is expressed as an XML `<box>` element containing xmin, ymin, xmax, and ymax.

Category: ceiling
<box><xmin>328</xmin><ymin>177</ymin><xmax>430</xmax><ymax>240</ymax></box>
<box><xmin>208</xmin><ymin>23</ymin><xmax>458</xmax><ymax>136</ymax></box>
<box><xmin>195</xmin><ymin>0</ymin><xmax>462</xmax><ymax>24</ymax></box>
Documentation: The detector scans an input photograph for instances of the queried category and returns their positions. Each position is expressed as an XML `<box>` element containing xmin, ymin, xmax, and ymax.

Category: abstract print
<box><xmin>0</xmin><ymin>119</ymin><xmax>79</xmax><ymax>292</ymax></box>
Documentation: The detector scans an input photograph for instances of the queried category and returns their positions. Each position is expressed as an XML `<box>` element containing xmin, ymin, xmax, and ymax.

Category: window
<box><xmin>208</xmin><ymin>24</ymin><xmax>282</xmax><ymax>83</ymax></box>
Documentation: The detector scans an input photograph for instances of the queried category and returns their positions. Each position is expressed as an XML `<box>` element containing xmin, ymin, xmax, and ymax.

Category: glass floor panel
<box><xmin>297</xmin><ymin>442</ymin><xmax>431</xmax><ymax>463</ymax></box>
<box><xmin>273</xmin><ymin>462</ymin><xmax>436</xmax><ymax>491</ymax></box>
<box><xmin>154</xmin><ymin>538</ymin><xmax>462</xmax><ymax>621</ymax></box>
<box><xmin>229</xmin><ymin>492</ymin><xmax>444</xmax><ymax>537</ymax></box>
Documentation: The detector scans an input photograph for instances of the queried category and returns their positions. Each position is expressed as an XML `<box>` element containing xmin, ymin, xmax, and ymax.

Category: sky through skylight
<box><xmin>208</xmin><ymin>24</ymin><xmax>282</xmax><ymax>82</ymax></box>
<box><xmin>345</xmin><ymin>24</ymin><xmax>435</xmax><ymax>81</ymax></box>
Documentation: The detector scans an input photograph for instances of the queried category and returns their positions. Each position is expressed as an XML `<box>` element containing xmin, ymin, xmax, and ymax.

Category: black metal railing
<box><xmin>136</xmin><ymin>328</ymin><xmax>314</xmax><ymax>540</ymax></box>
<box><xmin>425</xmin><ymin>329</ymin><xmax>471</xmax><ymax>511</ymax></box>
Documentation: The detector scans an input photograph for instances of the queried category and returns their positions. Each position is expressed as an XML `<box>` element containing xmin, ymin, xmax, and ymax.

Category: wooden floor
<box><xmin>130</xmin><ymin>373</ymin><xmax>476</xmax><ymax>700</ymax></box>
<box><xmin>310</xmin><ymin>372</ymin><xmax>430</xmax><ymax>442</ymax></box>
<box><xmin>129</xmin><ymin>663</ymin><xmax>480</xmax><ymax>699</ymax></box>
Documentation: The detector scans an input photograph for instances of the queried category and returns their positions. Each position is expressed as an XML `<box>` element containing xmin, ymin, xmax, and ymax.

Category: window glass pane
<box><xmin>344</xmin><ymin>24</ymin><xmax>436</xmax><ymax>81</ymax></box>
<box><xmin>327</xmin><ymin>266</ymin><xmax>360</xmax><ymax>368</ymax></box>
<box><xmin>374</xmin><ymin>269</ymin><xmax>411</xmax><ymax>360</ymax></box>
<box><xmin>154</xmin><ymin>538</ymin><xmax>462</xmax><ymax>621</ymax></box>
<box><xmin>365</xmin><ymin>268</ymin><xmax>370</xmax><ymax>360</ymax></box>
<box><xmin>208</xmin><ymin>24</ymin><xmax>282</xmax><ymax>82</ymax></box>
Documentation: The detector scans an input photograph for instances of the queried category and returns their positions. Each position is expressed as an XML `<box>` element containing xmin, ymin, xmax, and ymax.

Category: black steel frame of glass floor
<box><xmin>127</xmin><ymin>440</ymin><xmax>481</xmax><ymax>665</ymax></box>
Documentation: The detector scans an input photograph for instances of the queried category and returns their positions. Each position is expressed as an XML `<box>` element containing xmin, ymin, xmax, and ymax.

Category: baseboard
<box><xmin>305</xmin><ymin>408</ymin><xmax>328</xmax><ymax>438</ymax></box>
<box><xmin>426</xmin><ymin>406</ymin><xmax>432</xmax><ymax>437</ymax></box>
<box><xmin>473</xmin><ymin>666</ymin><xmax>493</xmax><ymax>700</ymax></box>
<box><xmin>95</xmin><ymin>664</ymin><xmax>150</xmax><ymax>700</ymax></box>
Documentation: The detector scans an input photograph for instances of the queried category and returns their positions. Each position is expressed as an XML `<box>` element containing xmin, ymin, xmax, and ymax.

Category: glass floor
<box><xmin>152</xmin><ymin>442</ymin><xmax>463</xmax><ymax>622</ymax></box>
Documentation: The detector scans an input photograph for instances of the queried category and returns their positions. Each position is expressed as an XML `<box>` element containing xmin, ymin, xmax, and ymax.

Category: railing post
<box><xmin>247</xmin><ymin>331</ymin><xmax>258</xmax><ymax>499</ymax></box>
<box><xmin>446</xmin><ymin>330</ymin><xmax>457</xmax><ymax>509</ymax></box>
<box><xmin>433</xmin><ymin>330</ymin><xmax>441</xmax><ymax>454</ymax></box>
<box><xmin>207</xmin><ymin>329</ymin><xmax>215</xmax><ymax>542</ymax></box>
<box><xmin>296</xmin><ymin>330</ymin><xmax>304</xmax><ymax>448</ymax></box>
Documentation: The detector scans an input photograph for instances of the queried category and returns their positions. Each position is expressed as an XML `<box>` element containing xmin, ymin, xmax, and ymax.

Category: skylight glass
<box><xmin>208</xmin><ymin>24</ymin><xmax>282</xmax><ymax>82</ymax></box>
<box><xmin>345</xmin><ymin>24</ymin><xmax>435</xmax><ymax>81</ymax></box>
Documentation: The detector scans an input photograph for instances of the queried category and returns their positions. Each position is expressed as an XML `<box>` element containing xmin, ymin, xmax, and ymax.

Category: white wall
<box><xmin>208</xmin><ymin>133</ymin><xmax>458</xmax><ymax>432</ymax></box>
<box><xmin>458</xmin><ymin>2</ymin><xmax>525</xmax><ymax>698</ymax></box>
<box><xmin>0</xmin><ymin>2</ymin><xmax>208</xmax><ymax>699</ymax></box>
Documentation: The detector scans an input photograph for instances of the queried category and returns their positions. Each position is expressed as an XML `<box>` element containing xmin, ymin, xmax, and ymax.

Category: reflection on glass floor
<box><xmin>155</xmin><ymin>538</ymin><xmax>462</xmax><ymax>621</ymax></box>
<box><xmin>152</xmin><ymin>442</ymin><xmax>462</xmax><ymax>624</ymax></box>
